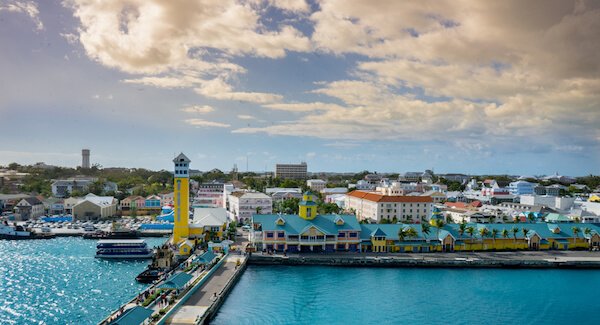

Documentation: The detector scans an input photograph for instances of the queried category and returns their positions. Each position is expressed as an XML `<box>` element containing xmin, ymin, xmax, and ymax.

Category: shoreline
<box><xmin>248</xmin><ymin>251</ymin><xmax>600</xmax><ymax>269</ymax></box>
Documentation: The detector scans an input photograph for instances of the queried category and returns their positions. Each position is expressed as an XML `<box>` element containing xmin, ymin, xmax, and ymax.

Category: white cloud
<box><xmin>63</xmin><ymin>0</ymin><xmax>311</xmax><ymax>103</ymax></box>
<box><xmin>0</xmin><ymin>0</ymin><xmax>43</xmax><ymax>30</ymax></box>
<box><xmin>181</xmin><ymin>105</ymin><xmax>214</xmax><ymax>114</ymax></box>
<box><xmin>237</xmin><ymin>114</ymin><xmax>256</xmax><ymax>120</ymax></box>
<box><xmin>194</xmin><ymin>78</ymin><xmax>282</xmax><ymax>104</ymax></box>
<box><xmin>184</xmin><ymin>118</ymin><xmax>230</xmax><ymax>128</ymax></box>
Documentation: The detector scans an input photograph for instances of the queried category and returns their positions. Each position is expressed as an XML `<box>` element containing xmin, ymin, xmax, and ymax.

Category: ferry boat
<box><xmin>95</xmin><ymin>239</ymin><xmax>153</xmax><ymax>259</ymax></box>
<box><xmin>0</xmin><ymin>221</ymin><xmax>56</xmax><ymax>240</ymax></box>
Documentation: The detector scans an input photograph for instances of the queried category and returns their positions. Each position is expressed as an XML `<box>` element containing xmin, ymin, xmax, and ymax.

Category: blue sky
<box><xmin>0</xmin><ymin>0</ymin><xmax>599</xmax><ymax>176</ymax></box>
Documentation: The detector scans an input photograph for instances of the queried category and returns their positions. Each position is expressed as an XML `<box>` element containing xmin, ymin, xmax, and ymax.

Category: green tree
<box><xmin>421</xmin><ymin>223</ymin><xmax>431</xmax><ymax>239</ymax></box>
<box><xmin>522</xmin><ymin>228</ymin><xmax>530</xmax><ymax>249</ymax></box>
<box><xmin>466</xmin><ymin>226</ymin><xmax>475</xmax><ymax>251</ymax></box>
<box><xmin>572</xmin><ymin>226</ymin><xmax>580</xmax><ymax>245</ymax></box>
<box><xmin>479</xmin><ymin>227</ymin><xmax>489</xmax><ymax>250</ymax></box>
<box><xmin>490</xmin><ymin>228</ymin><xmax>499</xmax><ymax>249</ymax></box>
<box><xmin>501</xmin><ymin>229</ymin><xmax>509</xmax><ymax>249</ymax></box>
<box><xmin>511</xmin><ymin>226</ymin><xmax>519</xmax><ymax>247</ymax></box>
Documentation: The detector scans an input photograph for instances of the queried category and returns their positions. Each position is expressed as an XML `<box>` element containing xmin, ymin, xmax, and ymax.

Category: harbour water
<box><xmin>213</xmin><ymin>265</ymin><xmax>600</xmax><ymax>325</ymax></box>
<box><xmin>0</xmin><ymin>237</ymin><xmax>166</xmax><ymax>325</ymax></box>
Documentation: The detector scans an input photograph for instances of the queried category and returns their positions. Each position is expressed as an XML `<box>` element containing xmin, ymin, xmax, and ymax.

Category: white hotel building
<box><xmin>345</xmin><ymin>190</ymin><xmax>433</xmax><ymax>223</ymax></box>
<box><xmin>228</xmin><ymin>191</ymin><xmax>272</xmax><ymax>224</ymax></box>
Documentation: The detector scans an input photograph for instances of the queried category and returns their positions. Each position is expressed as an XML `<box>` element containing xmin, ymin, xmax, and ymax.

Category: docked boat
<box><xmin>95</xmin><ymin>239</ymin><xmax>153</xmax><ymax>259</ymax></box>
<box><xmin>135</xmin><ymin>244</ymin><xmax>175</xmax><ymax>283</ymax></box>
<box><xmin>0</xmin><ymin>221</ymin><xmax>56</xmax><ymax>240</ymax></box>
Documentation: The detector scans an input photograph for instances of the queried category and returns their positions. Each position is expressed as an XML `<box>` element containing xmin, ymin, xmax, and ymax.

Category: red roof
<box><xmin>347</xmin><ymin>190</ymin><xmax>433</xmax><ymax>203</ymax></box>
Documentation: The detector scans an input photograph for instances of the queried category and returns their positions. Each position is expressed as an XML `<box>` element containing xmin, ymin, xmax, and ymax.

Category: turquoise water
<box><xmin>0</xmin><ymin>237</ymin><xmax>166</xmax><ymax>325</ymax></box>
<box><xmin>213</xmin><ymin>265</ymin><xmax>600</xmax><ymax>325</ymax></box>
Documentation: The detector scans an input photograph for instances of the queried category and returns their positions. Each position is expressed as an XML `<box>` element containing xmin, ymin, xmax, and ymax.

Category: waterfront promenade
<box><xmin>248</xmin><ymin>250</ymin><xmax>600</xmax><ymax>268</ymax></box>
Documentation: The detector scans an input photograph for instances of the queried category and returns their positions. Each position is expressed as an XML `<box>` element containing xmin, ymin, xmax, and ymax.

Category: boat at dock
<box><xmin>135</xmin><ymin>244</ymin><xmax>176</xmax><ymax>283</ymax></box>
<box><xmin>1</xmin><ymin>221</ymin><xmax>56</xmax><ymax>240</ymax></box>
<box><xmin>95</xmin><ymin>239</ymin><xmax>153</xmax><ymax>259</ymax></box>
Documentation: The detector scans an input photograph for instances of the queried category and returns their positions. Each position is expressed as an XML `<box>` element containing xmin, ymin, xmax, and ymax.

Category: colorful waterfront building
<box><xmin>251</xmin><ymin>192</ymin><xmax>362</xmax><ymax>252</ymax></box>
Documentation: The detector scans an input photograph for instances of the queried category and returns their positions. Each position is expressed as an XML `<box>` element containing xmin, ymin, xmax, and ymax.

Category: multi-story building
<box><xmin>251</xmin><ymin>192</ymin><xmax>362</xmax><ymax>253</ymax></box>
<box><xmin>275</xmin><ymin>162</ymin><xmax>307</xmax><ymax>179</ymax></box>
<box><xmin>228</xmin><ymin>191</ymin><xmax>272</xmax><ymax>223</ymax></box>
<box><xmin>520</xmin><ymin>195</ymin><xmax>576</xmax><ymax>210</ymax></box>
<box><xmin>145</xmin><ymin>195</ymin><xmax>162</xmax><ymax>208</ymax></box>
<box><xmin>398</xmin><ymin>172</ymin><xmax>422</xmax><ymax>182</ymax></box>
<box><xmin>14</xmin><ymin>197</ymin><xmax>45</xmax><ymax>220</ymax></box>
<box><xmin>508</xmin><ymin>181</ymin><xmax>535</xmax><ymax>196</ymax></box>
<box><xmin>345</xmin><ymin>190</ymin><xmax>433</xmax><ymax>223</ymax></box>
<box><xmin>307</xmin><ymin>179</ymin><xmax>326</xmax><ymax>192</ymax></box>
<box><xmin>193</xmin><ymin>182</ymin><xmax>225</xmax><ymax>208</ymax></box>
<box><xmin>51</xmin><ymin>178</ymin><xmax>95</xmax><ymax>197</ymax></box>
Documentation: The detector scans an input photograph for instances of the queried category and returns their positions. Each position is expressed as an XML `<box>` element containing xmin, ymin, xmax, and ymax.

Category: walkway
<box><xmin>167</xmin><ymin>254</ymin><xmax>247</xmax><ymax>325</ymax></box>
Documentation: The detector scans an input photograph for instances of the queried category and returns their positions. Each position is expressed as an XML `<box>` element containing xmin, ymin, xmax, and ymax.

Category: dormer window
<box><xmin>276</xmin><ymin>217</ymin><xmax>286</xmax><ymax>225</ymax></box>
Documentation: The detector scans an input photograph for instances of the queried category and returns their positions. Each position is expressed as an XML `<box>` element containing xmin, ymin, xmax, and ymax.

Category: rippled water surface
<box><xmin>213</xmin><ymin>265</ymin><xmax>600</xmax><ymax>325</ymax></box>
<box><xmin>0</xmin><ymin>237</ymin><xmax>166</xmax><ymax>324</ymax></box>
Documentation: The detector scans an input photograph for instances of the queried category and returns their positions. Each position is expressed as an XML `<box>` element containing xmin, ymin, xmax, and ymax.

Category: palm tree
<box><xmin>434</xmin><ymin>219</ymin><xmax>445</xmax><ymax>244</ymax></box>
<box><xmin>584</xmin><ymin>228</ymin><xmax>592</xmax><ymax>249</ymax></box>
<box><xmin>466</xmin><ymin>226</ymin><xmax>475</xmax><ymax>251</ymax></box>
<box><xmin>511</xmin><ymin>226</ymin><xmax>519</xmax><ymax>248</ymax></box>
<box><xmin>491</xmin><ymin>229</ymin><xmax>499</xmax><ymax>250</ymax></box>
<box><xmin>479</xmin><ymin>227</ymin><xmax>489</xmax><ymax>250</ymax></box>
<box><xmin>572</xmin><ymin>226</ymin><xmax>580</xmax><ymax>245</ymax></box>
<box><xmin>421</xmin><ymin>223</ymin><xmax>431</xmax><ymax>238</ymax></box>
<box><xmin>501</xmin><ymin>229</ymin><xmax>509</xmax><ymax>250</ymax></box>
<box><xmin>459</xmin><ymin>222</ymin><xmax>467</xmax><ymax>236</ymax></box>
<box><xmin>528</xmin><ymin>213</ymin><xmax>535</xmax><ymax>223</ymax></box>
<box><xmin>405</xmin><ymin>227</ymin><xmax>418</xmax><ymax>240</ymax></box>
<box><xmin>522</xmin><ymin>228</ymin><xmax>530</xmax><ymax>249</ymax></box>
<box><xmin>398</xmin><ymin>227</ymin><xmax>408</xmax><ymax>242</ymax></box>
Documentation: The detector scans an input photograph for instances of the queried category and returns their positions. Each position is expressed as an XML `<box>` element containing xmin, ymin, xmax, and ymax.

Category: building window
<box><xmin>266</xmin><ymin>232</ymin><xmax>274</xmax><ymax>238</ymax></box>
<box><xmin>338</xmin><ymin>232</ymin><xmax>346</xmax><ymax>238</ymax></box>
<box><xmin>349</xmin><ymin>232</ymin><xmax>357</xmax><ymax>238</ymax></box>
<box><xmin>277</xmin><ymin>232</ymin><xmax>285</xmax><ymax>238</ymax></box>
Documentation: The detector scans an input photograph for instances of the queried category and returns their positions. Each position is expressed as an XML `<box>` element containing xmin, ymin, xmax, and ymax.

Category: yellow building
<box><xmin>173</xmin><ymin>153</ymin><xmax>191</xmax><ymax>251</ymax></box>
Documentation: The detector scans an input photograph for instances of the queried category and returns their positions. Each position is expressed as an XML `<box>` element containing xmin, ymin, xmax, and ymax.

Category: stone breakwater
<box><xmin>248</xmin><ymin>254</ymin><xmax>600</xmax><ymax>269</ymax></box>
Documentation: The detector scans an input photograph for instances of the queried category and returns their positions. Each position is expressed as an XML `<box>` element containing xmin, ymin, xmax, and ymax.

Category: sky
<box><xmin>0</xmin><ymin>0</ymin><xmax>599</xmax><ymax>176</ymax></box>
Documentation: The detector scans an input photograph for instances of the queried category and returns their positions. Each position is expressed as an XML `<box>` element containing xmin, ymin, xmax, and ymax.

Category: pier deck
<box><xmin>167</xmin><ymin>254</ymin><xmax>247</xmax><ymax>325</ymax></box>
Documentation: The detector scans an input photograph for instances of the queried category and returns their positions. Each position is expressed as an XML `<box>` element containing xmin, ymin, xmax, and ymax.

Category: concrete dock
<box><xmin>166</xmin><ymin>254</ymin><xmax>248</xmax><ymax>325</ymax></box>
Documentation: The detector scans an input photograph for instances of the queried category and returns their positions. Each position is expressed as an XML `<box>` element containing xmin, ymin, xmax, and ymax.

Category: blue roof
<box><xmin>299</xmin><ymin>201</ymin><xmax>317</xmax><ymax>206</ymax></box>
<box><xmin>159</xmin><ymin>272</ymin><xmax>193</xmax><ymax>289</ymax></box>
<box><xmin>359</xmin><ymin>224</ymin><xmax>440</xmax><ymax>242</ymax></box>
<box><xmin>193</xmin><ymin>251</ymin><xmax>216</xmax><ymax>264</ymax></box>
<box><xmin>253</xmin><ymin>214</ymin><xmax>361</xmax><ymax>235</ymax></box>
<box><xmin>109</xmin><ymin>306</ymin><xmax>153</xmax><ymax>325</ymax></box>
<box><xmin>371</xmin><ymin>227</ymin><xmax>386</xmax><ymax>237</ymax></box>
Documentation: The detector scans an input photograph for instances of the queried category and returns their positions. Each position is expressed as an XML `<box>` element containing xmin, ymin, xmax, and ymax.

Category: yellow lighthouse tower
<box><xmin>173</xmin><ymin>153</ymin><xmax>191</xmax><ymax>243</ymax></box>
<box><xmin>299</xmin><ymin>191</ymin><xmax>318</xmax><ymax>220</ymax></box>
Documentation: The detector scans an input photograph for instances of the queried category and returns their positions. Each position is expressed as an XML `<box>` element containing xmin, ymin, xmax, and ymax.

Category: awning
<box><xmin>109</xmin><ymin>306</ymin><xmax>154</xmax><ymax>325</ymax></box>
<box><xmin>159</xmin><ymin>272</ymin><xmax>193</xmax><ymax>290</ymax></box>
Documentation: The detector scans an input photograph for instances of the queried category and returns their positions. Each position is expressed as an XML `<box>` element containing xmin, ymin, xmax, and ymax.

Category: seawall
<box><xmin>248</xmin><ymin>254</ymin><xmax>600</xmax><ymax>269</ymax></box>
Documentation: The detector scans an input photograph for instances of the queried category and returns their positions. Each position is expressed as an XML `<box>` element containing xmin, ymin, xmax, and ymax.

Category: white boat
<box><xmin>0</xmin><ymin>221</ymin><xmax>55</xmax><ymax>240</ymax></box>
<box><xmin>0</xmin><ymin>222</ymin><xmax>31</xmax><ymax>239</ymax></box>
<box><xmin>95</xmin><ymin>239</ymin><xmax>154</xmax><ymax>259</ymax></box>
